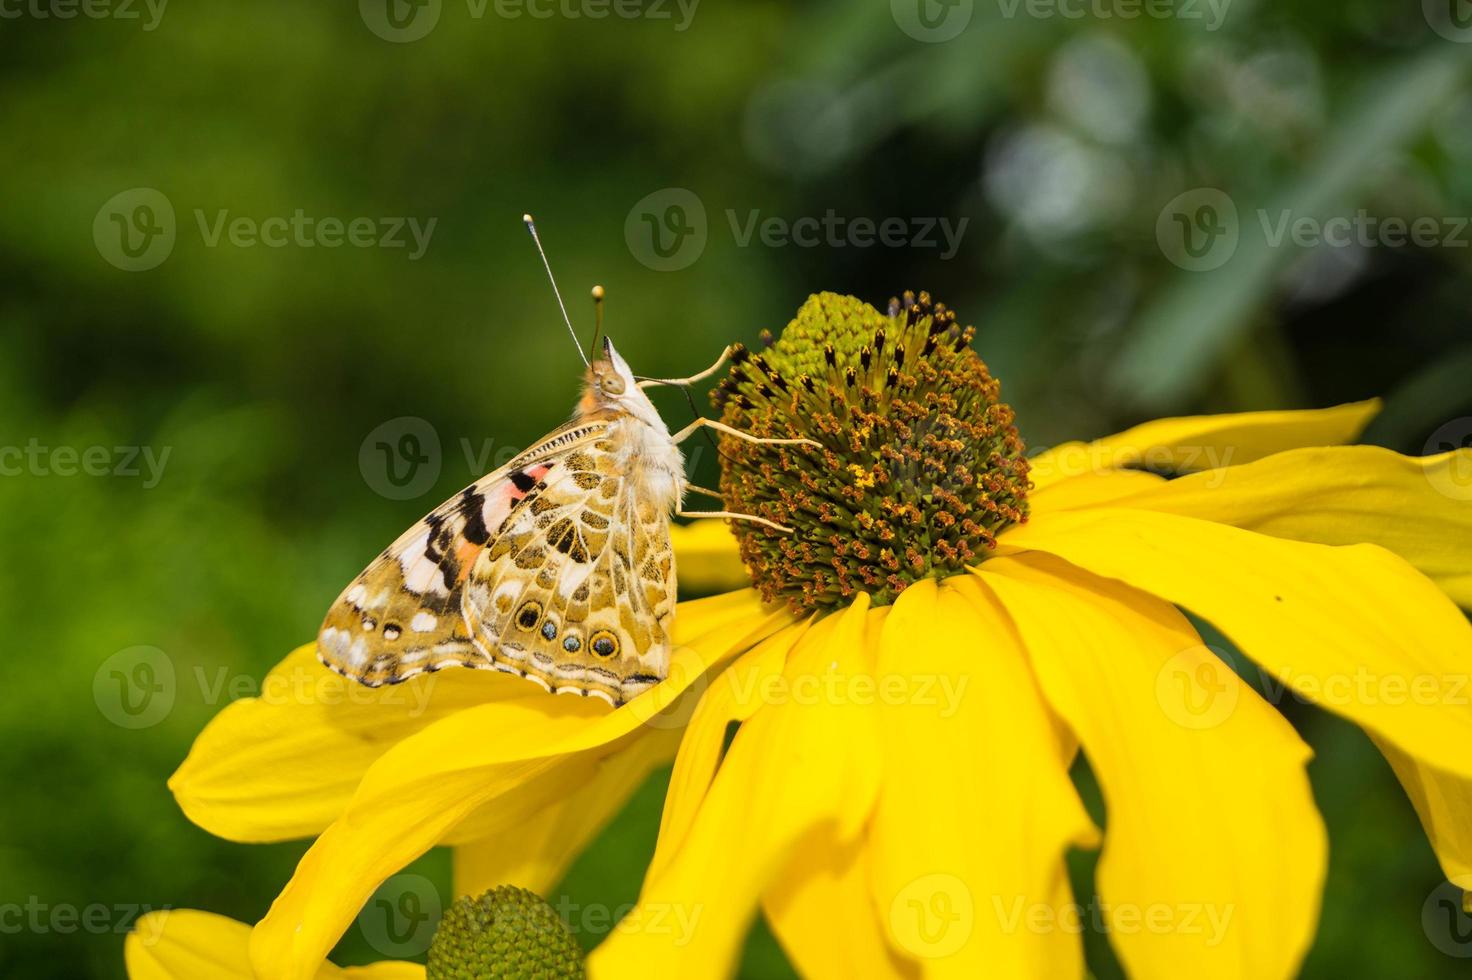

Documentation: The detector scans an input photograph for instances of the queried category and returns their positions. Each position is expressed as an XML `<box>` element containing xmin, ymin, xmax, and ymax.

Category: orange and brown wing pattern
<box><xmin>317</xmin><ymin>420</ymin><xmax>608</xmax><ymax>687</ymax></box>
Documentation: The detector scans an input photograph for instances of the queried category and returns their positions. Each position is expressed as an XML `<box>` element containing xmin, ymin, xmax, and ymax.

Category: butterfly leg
<box><xmin>677</xmin><ymin>508</ymin><xmax>794</xmax><ymax>534</ymax></box>
<box><xmin>671</xmin><ymin>416</ymin><xmax>821</xmax><ymax>449</ymax></box>
<box><xmin>686</xmin><ymin>484</ymin><xmax>725</xmax><ymax>500</ymax></box>
<box><xmin>637</xmin><ymin>345</ymin><xmax>733</xmax><ymax>390</ymax></box>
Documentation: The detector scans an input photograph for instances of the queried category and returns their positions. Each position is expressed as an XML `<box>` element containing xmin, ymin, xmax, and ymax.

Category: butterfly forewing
<box><xmin>318</xmin><ymin>417</ymin><xmax>678</xmax><ymax>705</ymax></box>
<box><xmin>318</xmin><ymin>419</ymin><xmax>610</xmax><ymax>688</ymax></box>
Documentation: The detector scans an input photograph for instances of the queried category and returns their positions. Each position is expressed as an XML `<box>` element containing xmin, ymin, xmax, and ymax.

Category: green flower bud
<box><xmin>427</xmin><ymin>885</ymin><xmax>584</xmax><ymax>980</ymax></box>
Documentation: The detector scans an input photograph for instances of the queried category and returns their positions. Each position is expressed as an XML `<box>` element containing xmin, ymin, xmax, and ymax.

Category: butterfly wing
<box><xmin>317</xmin><ymin>419</ymin><xmax>611</xmax><ymax>687</ymax></box>
<box><xmin>462</xmin><ymin>427</ymin><xmax>678</xmax><ymax>706</ymax></box>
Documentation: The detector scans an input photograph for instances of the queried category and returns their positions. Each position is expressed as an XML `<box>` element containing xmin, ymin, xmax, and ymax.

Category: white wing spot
<box><xmin>321</xmin><ymin>627</ymin><xmax>349</xmax><ymax>657</ymax></box>
<box><xmin>411</xmin><ymin>612</ymin><xmax>438</xmax><ymax>633</ymax></box>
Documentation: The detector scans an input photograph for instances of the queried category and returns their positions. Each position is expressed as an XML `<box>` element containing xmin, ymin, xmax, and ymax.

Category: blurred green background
<box><xmin>2</xmin><ymin>1</ymin><xmax>1471</xmax><ymax>977</ymax></box>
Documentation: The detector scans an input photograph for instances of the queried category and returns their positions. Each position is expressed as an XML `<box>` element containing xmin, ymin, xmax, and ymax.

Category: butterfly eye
<box><xmin>599</xmin><ymin>372</ymin><xmax>626</xmax><ymax>396</ymax></box>
<box><xmin>515</xmin><ymin>600</ymin><xmax>543</xmax><ymax>630</ymax></box>
<box><xmin>589</xmin><ymin>629</ymin><xmax>620</xmax><ymax>659</ymax></box>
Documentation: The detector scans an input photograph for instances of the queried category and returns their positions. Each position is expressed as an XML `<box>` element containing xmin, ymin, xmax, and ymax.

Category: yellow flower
<box><xmin>124</xmin><ymin>910</ymin><xmax>422</xmax><ymax>979</ymax></box>
<box><xmin>584</xmin><ymin>293</ymin><xmax>1472</xmax><ymax>978</ymax></box>
<box><xmin>166</xmin><ymin>290</ymin><xmax>1472</xmax><ymax>980</ymax></box>
<box><xmin>167</xmin><ymin>588</ymin><xmax>789</xmax><ymax>980</ymax></box>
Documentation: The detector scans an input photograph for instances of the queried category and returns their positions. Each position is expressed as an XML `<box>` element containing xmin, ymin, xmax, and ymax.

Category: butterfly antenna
<box><xmin>523</xmin><ymin>214</ymin><xmax>589</xmax><ymax>367</ymax></box>
<box><xmin>590</xmin><ymin>284</ymin><xmax>605</xmax><ymax>355</ymax></box>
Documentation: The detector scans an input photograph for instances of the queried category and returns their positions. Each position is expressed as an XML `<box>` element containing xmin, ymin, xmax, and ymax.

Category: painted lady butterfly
<box><xmin>318</xmin><ymin>218</ymin><xmax>812</xmax><ymax>706</ymax></box>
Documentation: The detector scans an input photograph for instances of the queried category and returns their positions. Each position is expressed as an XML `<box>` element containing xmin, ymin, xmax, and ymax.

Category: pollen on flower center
<box><xmin>714</xmin><ymin>290</ymin><xmax>1030</xmax><ymax>613</ymax></box>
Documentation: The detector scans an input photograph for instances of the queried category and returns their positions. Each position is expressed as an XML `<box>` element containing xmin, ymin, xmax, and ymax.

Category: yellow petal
<box><xmin>670</xmin><ymin>520</ymin><xmax>750</xmax><ymax>593</ymax></box>
<box><xmin>1088</xmin><ymin>446</ymin><xmax>1472</xmax><ymax>888</ymax></box>
<box><xmin>1110</xmin><ymin>446</ymin><xmax>1472</xmax><ymax>608</ymax></box>
<box><xmin>1028</xmin><ymin>399</ymin><xmax>1380</xmax><ymax>492</ymax></box>
<box><xmin>1001</xmin><ymin>508</ymin><xmax>1472</xmax><ymax>779</ymax></box>
<box><xmin>759</xmin><ymin>603</ymin><xmax>906</xmax><ymax>977</ymax></box>
<box><xmin>170</xmin><ymin>644</ymin><xmax>534</xmax><ymax>843</ymax></box>
<box><xmin>980</xmin><ymin>554</ymin><xmax>1325</xmax><ymax>980</ymax></box>
<box><xmin>1029</xmin><ymin>468</ymin><xmax>1166</xmax><ymax>514</ymax></box>
<box><xmin>124</xmin><ymin>910</ymin><xmax>422</xmax><ymax>980</ymax></box>
<box><xmin>589</xmin><ymin>597</ymin><xmax>884</xmax><ymax>978</ymax></box>
<box><xmin>869</xmin><ymin>578</ymin><xmax>1098</xmax><ymax>979</ymax></box>
<box><xmin>251</xmin><ymin>590</ymin><xmax>788</xmax><ymax>980</ymax></box>
<box><xmin>453</xmin><ymin>725</ymin><xmax>682</xmax><ymax>896</ymax></box>
<box><xmin>764</xmin><ymin>828</ymin><xmax>919</xmax><ymax>980</ymax></box>
<box><xmin>1374</xmin><ymin>739</ymin><xmax>1472</xmax><ymax>893</ymax></box>
<box><xmin>649</xmin><ymin>618</ymin><xmax>813</xmax><ymax>879</ymax></box>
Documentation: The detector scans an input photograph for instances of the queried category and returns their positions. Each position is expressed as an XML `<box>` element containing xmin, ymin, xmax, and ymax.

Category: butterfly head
<box><xmin>581</xmin><ymin>336</ymin><xmax>661</xmax><ymax>426</ymax></box>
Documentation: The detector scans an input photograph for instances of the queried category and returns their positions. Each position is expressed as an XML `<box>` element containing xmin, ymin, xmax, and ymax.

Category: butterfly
<box><xmin>318</xmin><ymin>218</ymin><xmax>814</xmax><ymax>706</ymax></box>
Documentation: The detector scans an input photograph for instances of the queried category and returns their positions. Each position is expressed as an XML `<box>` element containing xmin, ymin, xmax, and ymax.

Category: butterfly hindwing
<box><xmin>461</xmin><ymin>430</ymin><xmax>678</xmax><ymax>705</ymax></box>
<box><xmin>317</xmin><ymin>420</ymin><xmax>611</xmax><ymax>687</ymax></box>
